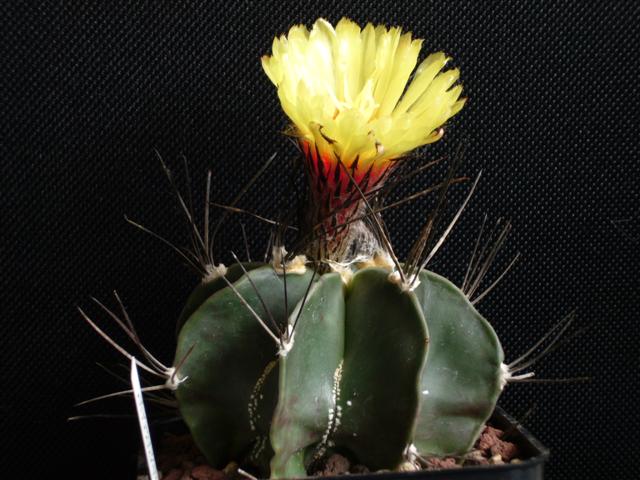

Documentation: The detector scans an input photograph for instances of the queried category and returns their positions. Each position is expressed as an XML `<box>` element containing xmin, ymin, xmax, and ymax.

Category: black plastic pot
<box><xmin>139</xmin><ymin>407</ymin><xmax>548</xmax><ymax>480</ymax></box>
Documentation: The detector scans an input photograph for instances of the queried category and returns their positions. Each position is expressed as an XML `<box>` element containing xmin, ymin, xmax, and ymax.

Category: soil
<box><xmin>141</xmin><ymin>423</ymin><xmax>522</xmax><ymax>480</ymax></box>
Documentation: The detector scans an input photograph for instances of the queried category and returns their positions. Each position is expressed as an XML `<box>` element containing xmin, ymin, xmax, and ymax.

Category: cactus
<box><xmin>167</xmin><ymin>17</ymin><xmax>510</xmax><ymax>478</ymax></box>
<box><xmin>172</xmin><ymin>260</ymin><xmax>505</xmax><ymax>477</ymax></box>
<box><xmin>80</xmin><ymin>16</ymin><xmax>558</xmax><ymax>480</ymax></box>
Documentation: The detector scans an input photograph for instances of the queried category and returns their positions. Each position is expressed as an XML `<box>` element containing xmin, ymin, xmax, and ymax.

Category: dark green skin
<box><xmin>173</xmin><ymin>265</ymin><xmax>315</xmax><ymax>469</ymax></box>
<box><xmin>270</xmin><ymin>273</ymin><xmax>346</xmax><ymax>478</ymax></box>
<box><xmin>336</xmin><ymin>268</ymin><xmax>428</xmax><ymax>470</ymax></box>
<box><xmin>412</xmin><ymin>270</ymin><xmax>503</xmax><ymax>456</ymax></box>
<box><xmin>173</xmin><ymin>265</ymin><xmax>503</xmax><ymax>478</ymax></box>
<box><xmin>270</xmin><ymin>268</ymin><xmax>428</xmax><ymax>477</ymax></box>
<box><xmin>175</xmin><ymin>262</ymin><xmax>263</xmax><ymax>335</ymax></box>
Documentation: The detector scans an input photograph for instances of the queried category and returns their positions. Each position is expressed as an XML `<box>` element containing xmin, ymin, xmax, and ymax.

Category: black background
<box><xmin>3</xmin><ymin>1</ymin><xmax>639</xmax><ymax>478</ymax></box>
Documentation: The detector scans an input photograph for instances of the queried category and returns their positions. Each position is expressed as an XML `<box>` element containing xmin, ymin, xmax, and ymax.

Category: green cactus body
<box><xmin>334</xmin><ymin>268</ymin><xmax>428</xmax><ymax>471</ymax></box>
<box><xmin>412</xmin><ymin>270</ymin><xmax>504</xmax><ymax>456</ymax></box>
<box><xmin>173</xmin><ymin>264</ymin><xmax>504</xmax><ymax>478</ymax></box>
<box><xmin>173</xmin><ymin>265</ymin><xmax>314</xmax><ymax>469</ymax></box>
<box><xmin>270</xmin><ymin>267</ymin><xmax>428</xmax><ymax>477</ymax></box>
<box><xmin>270</xmin><ymin>272</ymin><xmax>345</xmax><ymax>478</ymax></box>
<box><xmin>175</xmin><ymin>262</ymin><xmax>263</xmax><ymax>334</ymax></box>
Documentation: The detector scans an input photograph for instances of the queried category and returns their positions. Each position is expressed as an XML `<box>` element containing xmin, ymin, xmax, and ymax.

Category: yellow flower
<box><xmin>262</xmin><ymin>17</ymin><xmax>466</xmax><ymax>178</ymax></box>
<box><xmin>262</xmin><ymin>18</ymin><xmax>466</xmax><ymax>262</ymax></box>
